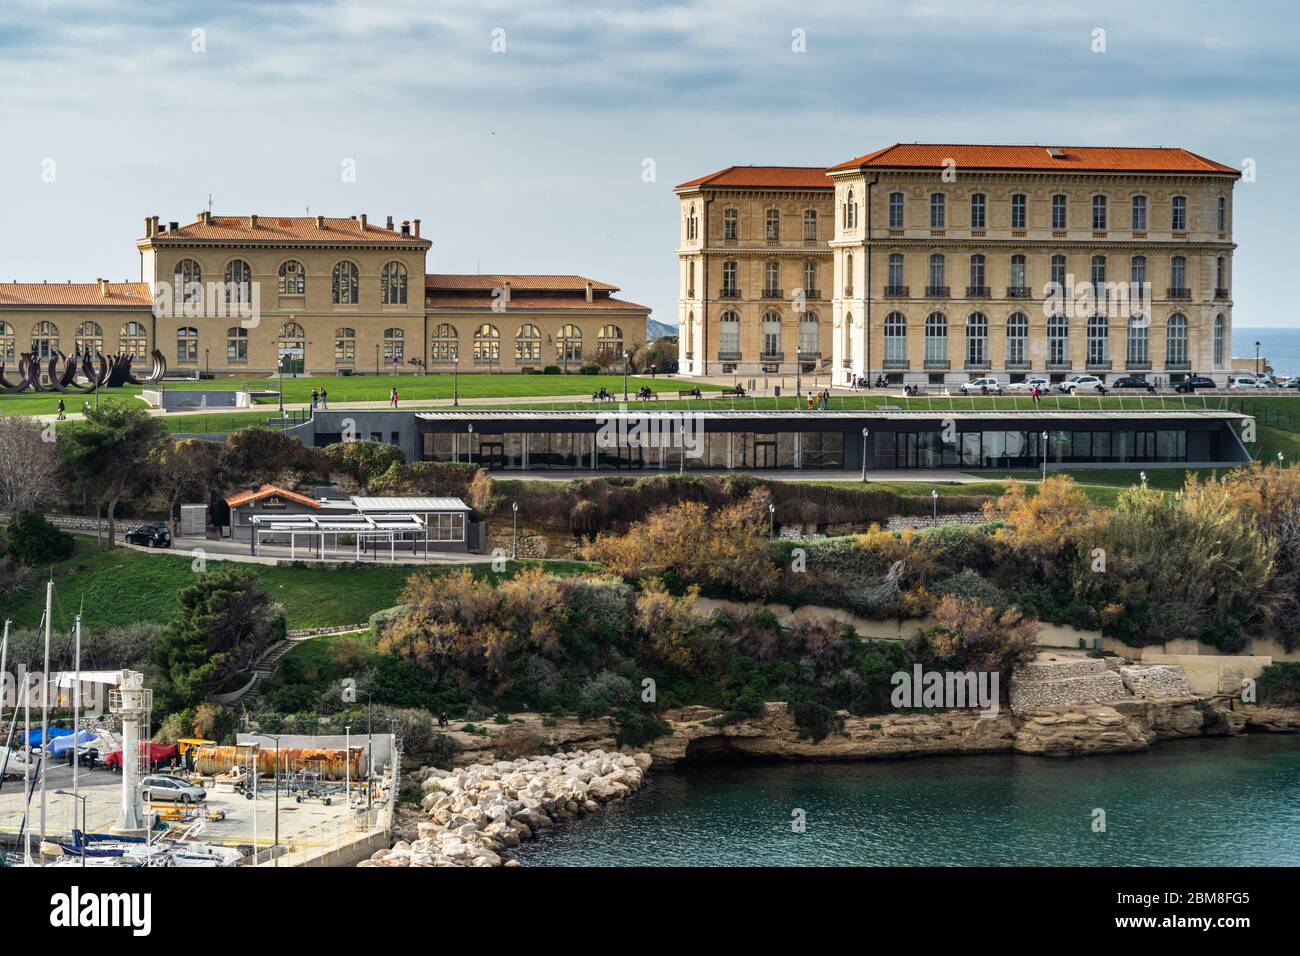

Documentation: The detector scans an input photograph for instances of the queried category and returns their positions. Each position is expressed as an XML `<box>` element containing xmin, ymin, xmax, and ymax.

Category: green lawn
<box><xmin>0</xmin><ymin>539</ymin><xmax>598</xmax><ymax>633</ymax></box>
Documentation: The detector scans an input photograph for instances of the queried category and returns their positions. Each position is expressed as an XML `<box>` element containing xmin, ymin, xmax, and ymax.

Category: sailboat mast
<box><xmin>73</xmin><ymin>615</ymin><xmax>81</xmax><ymax>828</ymax></box>
<box><xmin>39</xmin><ymin>579</ymin><xmax>52</xmax><ymax>857</ymax></box>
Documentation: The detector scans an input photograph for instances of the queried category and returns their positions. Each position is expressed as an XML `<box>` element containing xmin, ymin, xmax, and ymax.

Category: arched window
<box><xmin>597</xmin><ymin>325</ymin><xmax>624</xmax><ymax>362</ymax></box>
<box><xmin>761</xmin><ymin>311</ymin><xmax>781</xmax><ymax>358</ymax></box>
<box><xmin>176</xmin><ymin>327</ymin><xmax>199</xmax><ymax>364</ymax></box>
<box><xmin>557</xmin><ymin>324</ymin><xmax>582</xmax><ymax>364</ymax></box>
<box><xmin>120</xmin><ymin>321</ymin><xmax>148</xmax><ymax>359</ymax></box>
<box><xmin>884</xmin><ymin>312</ymin><xmax>907</xmax><ymax>367</ymax></box>
<box><xmin>1006</xmin><ymin>313</ymin><xmax>1029</xmax><ymax>367</ymax></box>
<box><xmin>75</xmin><ymin>321</ymin><xmax>104</xmax><ymax>356</ymax></box>
<box><xmin>1047</xmin><ymin>314</ymin><xmax>1068</xmax><ymax>366</ymax></box>
<box><xmin>0</xmin><ymin>322</ymin><xmax>14</xmax><ymax>361</ymax></box>
<box><xmin>332</xmin><ymin>261</ymin><xmax>359</xmax><ymax>304</ymax></box>
<box><xmin>431</xmin><ymin>323</ymin><xmax>458</xmax><ymax>362</ymax></box>
<box><xmin>278</xmin><ymin>260</ymin><xmax>305</xmax><ymax>295</ymax></box>
<box><xmin>174</xmin><ymin>259</ymin><xmax>202</xmax><ymax>304</ymax></box>
<box><xmin>1213</xmin><ymin>314</ymin><xmax>1226</xmax><ymax>368</ymax></box>
<box><xmin>278</xmin><ymin>322</ymin><xmax>305</xmax><ymax>374</ymax></box>
<box><xmin>224</xmin><ymin>259</ymin><xmax>253</xmax><ymax>305</ymax></box>
<box><xmin>1086</xmin><ymin>315</ymin><xmax>1109</xmax><ymax>367</ymax></box>
<box><xmin>1166</xmin><ymin>313</ymin><xmax>1189</xmax><ymax>367</ymax></box>
<box><xmin>381</xmin><ymin>261</ymin><xmax>408</xmax><ymax>305</ymax></box>
<box><xmin>474</xmin><ymin>323</ymin><xmax>501</xmax><ymax>365</ymax></box>
<box><xmin>515</xmin><ymin>324</ymin><xmax>542</xmax><ymax>363</ymax></box>
<box><xmin>965</xmin><ymin>312</ymin><xmax>988</xmax><ymax>367</ymax></box>
<box><xmin>31</xmin><ymin>321</ymin><xmax>58</xmax><ymax>359</ymax></box>
<box><xmin>924</xmin><ymin>312</ymin><xmax>948</xmax><ymax>365</ymax></box>
<box><xmin>1126</xmin><ymin>316</ymin><xmax>1149</xmax><ymax>368</ymax></box>
<box><xmin>383</xmin><ymin>327</ymin><xmax>405</xmax><ymax>366</ymax></box>
<box><xmin>764</xmin><ymin>261</ymin><xmax>781</xmax><ymax>296</ymax></box>
<box><xmin>685</xmin><ymin>312</ymin><xmax>694</xmax><ymax>356</ymax></box>
<box><xmin>686</xmin><ymin>204</ymin><xmax>697</xmax><ymax>241</ymax></box>
<box><xmin>335</xmin><ymin>328</ymin><xmax>356</xmax><ymax>365</ymax></box>
<box><xmin>842</xmin><ymin>312</ymin><xmax>853</xmax><ymax>361</ymax></box>
<box><xmin>844</xmin><ymin>189</ymin><xmax>856</xmax><ymax>229</ymax></box>
<box><xmin>845</xmin><ymin>252</ymin><xmax>854</xmax><ymax>295</ymax></box>
<box><xmin>686</xmin><ymin>260</ymin><xmax>695</xmax><ymax>298</ymax></box>
<box><xmin>719</xmin><ymin>311</ymin><xmax>740</xmax><ymax>356</ymax></box>
<box><xmin>928</xmin><ymin>253</ymin><xmax>945</xmax><ymax>294</ymax></box>
<box><xmin>798</xmin><ymin>313</ymin><xmax>819</xmax><ymax>356</ymax></box>
<box><xmin>226</xmin><ymin>327</ymin><xmax>248</xmax><ymax>364</ymax></box>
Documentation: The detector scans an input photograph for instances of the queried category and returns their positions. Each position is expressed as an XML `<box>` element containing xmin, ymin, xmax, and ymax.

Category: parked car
<box><xmin>1174</xmin><ymin>375</ymin><xmax>1217</xmax><ymax>394</ymax></box>
<box><xmin>1227</xmin><ymin>374</ymin><xmax>1266</xmax><ymax>389</ymax></box>
<box><xmin>1112</xmin><ymin>376</ymin><xmax>1155</xmax><ymax>390</ymax></box>
<box><xmin>125</xmin><ymin>524</ymin><xmax>172</xmax><ymax>548</ymax></box>
<box><xmin>140</xmin><ymin>775</ymin><xmax>206</xmax><ymax>804</ymax></box>
<box><xmin>1007</xmin><ymin>376</ymin><xmax>1050</xmax><ymax>392</ymax></box>
<box><xmin>1059</xmin><ymin>374</ymin><xmax>1104</xmax><ymax>394</ymax></box>
<box><xmin>959</xmin><ymin>376</ymin><xmax>1003</xmax><ymax>395</ymax></box>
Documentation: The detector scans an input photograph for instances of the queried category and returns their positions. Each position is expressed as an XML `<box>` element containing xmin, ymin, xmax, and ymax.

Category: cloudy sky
<box><xmin>1</xmin><ymin>0</ymin><xmax>1296</xmax><ymax>327</ymax></box>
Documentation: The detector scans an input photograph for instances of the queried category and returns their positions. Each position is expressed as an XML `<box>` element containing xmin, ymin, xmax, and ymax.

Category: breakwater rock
<box><xmin>361</xmin><ymin>750</ymin><xmax>652</xmax><ymax>868</ymax></box>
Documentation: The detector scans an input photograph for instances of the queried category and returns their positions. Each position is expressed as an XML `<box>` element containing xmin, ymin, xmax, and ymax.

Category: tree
<box><xmin>0</xmin><ymin>416</ymin><xmax>62</xmax><ymax>516</ymax></box>
<box><xmin>58</xmin><ymin>400</ymin><xmax>166</xmax><ymax>546</ymax></box>
<box><xmin>151</xmin><ymin>566</ymin><xmax>286</xmax><ymax>713</ymax></box>
<box><xmin>149</xmin><ymin>438</ymin><xmax>221</xmax><ymax>533</ymax></box>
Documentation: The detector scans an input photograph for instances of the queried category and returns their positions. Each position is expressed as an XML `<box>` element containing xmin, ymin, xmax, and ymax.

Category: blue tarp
<box><xmin>46</xmin><ymin>730</ymin><xmax>96</xmax><ymax>757</ymax></box>
<box><xmin>24</xmin><ymin>726</ymin><xmax>75</xmax><ymax>747</ymax></box>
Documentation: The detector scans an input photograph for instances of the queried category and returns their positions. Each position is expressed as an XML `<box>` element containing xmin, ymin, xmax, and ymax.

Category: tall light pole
<box><xmin>1255</xmin><ymin>341</ymin><xmax>1261</xmax><ymax>377</ymax></box>
<box><xmin>1041</xmin><ymin>430</ymin><xmax>1049</xmax><ymax>482</ymax></box>
<box><xmin>768</xmin><ymin>501</ymin><xmax>776</xmax><ymax>539</ymax></box>
<box><xmin>466</xmin><ymin>423</ymin><xmax>474</xmax><ymax>466</ymax></box>
<box><xmin>511</xmin><ymin>501</ymin><xmax>519</xmax><ymax>558</ymax></box>
<box><xmin>795</xmin><ymin>345</ymin><xmax>802</xmax><ymax>404</ymax></box>
<box><xmin>453</xmin><ymin>354</ymin><xmax>460</xmax><ymax>407</ymax></box>
<box><xmin>931</xmin><ymin>489</ymin><xmax>938</xmax><ymax>521</ymax></box>
<box><xmin>245</xmin><ymin>731</ymin><xmax>282</xmax><ymax>857</ymax></box>
<box><xmin>861</xmin><ymin>427</ymin><xmax>869</xmax><ymax>481</ymax></box>
<box><xmin>1140</xmin><ymin>470</ymin><xmax>1147</xmax><ymax>486</ymax></box>
<box><xmin>623</xmin><ymin>354</ymin><xmax>629</xmax><ymax>402</ymax></box>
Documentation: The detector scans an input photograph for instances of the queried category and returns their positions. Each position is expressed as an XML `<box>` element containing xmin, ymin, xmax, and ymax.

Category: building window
<box><xmin>1092</xmin><ymin>195</ymin><xmax>1107</xmax><ymax>230</ymax></box>
<box><xmin>798</xmin><ymin>313</ymin><xmax>819</xmax><ymax>356</ymax></box>
<box><xmin>930</xmin><ymin>193</ymin><xmax>946</xmax><ymax>228</ymax></box>
<box><xmin>1216</xmin><ymin>256</ymin><xmax>1227</xmax><ymax>294</ymax></box>
<box><xmin>383</xmin><ymin>327</ymin><xmax>405</xmax><ymax>366</ymax></box>
<box><xmin>969</xmin><ymin>193</ymin><xmax>986</xmax><ymax>229</ymax></box>
<box><xmin>120</xmin><ymin>321</ymin><xmax>148</xmax><ymax>359</ymax></box>
<box><xmin>761</xmin><ymin>311</ymin><xmax>781</xmax><ymax>357</ymax></box>
<box><xmin>928</xmin><ymin>253</ymin><xmax>945</xmax><ymax>292</ymax></box>
<box><xmin>924</xmin><ymin>313</ymin><xmax>948</xmax><ymax>364</ymax></box>
<box><xmin>1047</xmin><ymin>314</ymin><xmax>1068</xmax><ymax>366</ymax></box>
<box><xmin>1051</xmin><ymin>194</ymin><xmax>1067</xmax><ymax>230</ymax></box>
<box><xmin>1131</xmin><ymin>195</ymin><xmax>1147</xmax><ymax>231</ymax></box>
<box><xmin>1166</xmin><ymin>314</ymin><xmax>1189</xmax><ymax>366</ymax></box>
<box><xmin>803</xmin><ymin>209</ymin><xmax>817</xmax><ymax>241</ymax></box>
<box><xmin>226</xmin><ymin>327</ymin><xmax>248</xmax><ymax>364</ymax></box>
<box><xmin>278</xmin><ymin>260</ymin><xmax>305</xmax><ymax>295</ymax></box>
<box><xmin>1130</xmin><ymin>255</ymin><xmax>1147</xmax><ymax>287</ymax></box>
<box><xmin>803</xmin><ymin>260</ymin><xmax>817</xmax><ymax>296</ymax></box>
<box><xmin>764</xmin><ymin>261</ymin><xmax>781</xmax><ymax>296</ymax></box>
<box><xmin>686</xmin><ymin>204</ymin><xmax>697</xmax><ymax>241</ymax></box>
<box><xmin>224</xmin><ymin>259</ymin><xmax>253</xmax><ymax>305</ymax></box>
<box><xmin>75</xmin><ymin>321</ymin><xmax>104</xmax><ymax>356</ymax></box>
<box><xmin>0</xmin><ymin>322</ymin><xmax>14</xmax><ymax>361</ymax></box>
<box><xmin>30</xmin><ymin>321</ymin><xmax>58</xmax><ymax>359</ymax></box>
<box><xmin>724</xmin><ymin>208</ymin><xmax>738</xmax><ymax>241</ymax></box>
<box><xmin>887</xmin><ymin>253</ymin><xmax>904</xmax><ymax>290</ymax></box>
<box><xmin>431</xmin><ymin>323</ymin><xmax>458</xmax><ymax>362</ymax></box>
<box><xmin>597</xmin><ymin>324</ymin><xmax>624</xmax><ymax>362</ymax></box>
<box><xmin>556</xmin><ymin>324</ymin><xmax>581</xmax><ymax>364</ymax></box>
<box><xmin>1010</xmin><ymin>254</ymin><xmax>1027</xmax><ymax>291</ymax></box>
<box><xmin>1087</xmin><ymin>315</ymin><xmax>1109</xmax><ymax>366</ymax></box>
<box><xmin>844</xmin><ymin>189</ymin><xmax>857</xmax><ymax>229</ymax></box>
<box><xmin>278</xmin><ymin>322</ymin><xmax>305</xmax><ymax>373</ymax></box>
<box><xmin>335</xmin><ymin>327</ymin><xmax>356</xmax><ymax>365</ymax></box>
<box><xmin>1217</xmin><ymin>196</ymin><xmax>1226</xmax><ymax>233</ymax></box>
<box><xmin>1006</xmin><ymin>312</ymin><xmax>1028</xmax><ymax>366</ymax></box>
<box><xmin>842</xmin><ymin>312</ymin><xmax>853</xmax><ymax>360</ymax></box>
<box><xmin>845</xmin><ymin>253</ymin><xmax>853</xmax><ymax>295</ymax></box>
<box><xmin>1171</xmin><ymin>195</ymin><xmax>1187</xmax><ymax>231</ymax></box>
<box><xmin>884</xmin><ymin>312</ymin><xmax>907</xmax><ymax>366</ymax></box>
<box><xmin>1091</xmin><ymin>255</ymin><xmax>1106</xmax><ymax>293</ymax></box>
<box><xmin>515</xmin><ymin>324</ymin><xmax>541</xmax><ymax>363</ymax></box>
<box><xmin>969</xmin><ymin>254</ymin><xmax>985</xmax><ymax>291</ymax></box>
<box><xmin>722</xmin><ymin>260</ymin><xmax>738</xmax><ymax>297</ymax></box>
<box><xmin>1050</xmin><ymin>254</ymin><xmax>1067</xmax><ymax>289</ymax></box>
<box><xmin>889</xmin><ymin>192</ymin><xmax>904</xmax><ymax>229</ymax></box>
<box><xmin>332</xmin><ymin>261</ymin><xmax>359</xmax><ymax>304</ymax></box>
<box><xmin>1213</xmin><ymin>314</ymin><xmax>1226</xmax><ymax>368</ymax></box>
<box><xmin>1127</xmin><ymin>316</ymin><xmax>1149</xmax><ymax>367</ymax></box>
<box><xmin>966</xmin><ymin>312</ymin><xmax>988</xmax><ymax>366</ymax></box>
<box><xmin>1010</xmin><ymin>194</ymin><xmax>1026</xmax><ymax>229</ymax></box>
<box><xmin>686</xmin><ymin>260</ymin><xmax>695</xmax><ymax>298</ymax></box>
<box><xmin>174</xmin><ymin>259</ymin><xmax>202</xmax><ymax>304</ymax></box>
<box><xmin>766</xmin><ymin>209</ymin><xmax>780</xmax><ymax>241</ymax></box>
<box><xmin>381</xmin><ymin>261</ymin><xmax>408</xmax><ymax>305</ymax></box>
<box><xmin>719</xmin><ymin>311</ymin><xmax>740</xmax><ymax>355</ymax></box>
<box><xmin>475</xmin><ymin>323</ymin><xmax>501</xmax><ymax>365</ymax></box>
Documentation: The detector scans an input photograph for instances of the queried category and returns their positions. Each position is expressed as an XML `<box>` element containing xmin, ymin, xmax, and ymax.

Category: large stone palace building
<box><xmin>0</xmin><ymin>213</ymin><xmax>648</xmax><ymax>376</ymax></box>
<box><xmin>677</xmin><ymin>144</ymin><xmax>1239</xmax><ymax>386</ymax></box>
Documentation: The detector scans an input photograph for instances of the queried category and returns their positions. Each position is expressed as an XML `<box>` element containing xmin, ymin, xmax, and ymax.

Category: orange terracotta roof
<box><xmin>0</xmin><ymin>282</ymin><xmax>152</xmax><ymax>308</ymax></box>
<box><xmin>425</xmin><ymin>293</ymin><xmax>651</xmax><ymax>313</ymax></box>
<box><xmin>676</xmin><ymin>166</ymin><xmax>834</xmax><ymax>190</ymax></box>
<box><xmin>425</xmin><ymin>274</ymin><xmax>619</xmax><ymax>292</ymax></box>
<box><xmin>141</xmin><ymin>216</ymin><xmax>430</xmax><ymax>245</ymax></box>
<box><xmin>224</xmin><ymin>484</ymin><xmax>320</xmax><ymax>509</ymax></box>
<box><xmin>829</xmin><ymin>144</ymin><xmax>1238</xmax><ymax>175</ymax></box>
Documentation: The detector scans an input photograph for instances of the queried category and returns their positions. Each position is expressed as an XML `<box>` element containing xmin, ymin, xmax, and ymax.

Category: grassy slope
<box><xmin>0</xmin><ymin>539</ymin><xmax>596</xmax><ymax>633</ymax></box>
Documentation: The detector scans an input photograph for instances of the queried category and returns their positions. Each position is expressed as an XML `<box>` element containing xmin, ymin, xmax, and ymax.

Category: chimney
<box><xmin>249</xmin><ymin>214</ymin><xmax>258</xmax><ymax>229</ymax></box>
<box><xmin>98</xmin><ymin>278</ymin><xmax>109</xmax><ymax>297</ymax></box>
<box><xmin>316</xmin><ymin>215</ymin><xmax>325</xmax><ymax>230</ymax></box>
<box><xmin>144</xmin><ymin>216</ymin><xmax>154</xmax><ymax>238</ymax></box>
<box><xmin>360</xmin><ymin>213</ymin><xmax>367</xmax><ymax>229</ymax></box>
<box><xmin>413</xmin><ymin>218</ymin><xmax>421</xmax><ymax>238</ymax></box>
<box><xmin>386</xmin><ymin>215</ymin><xmax>394</xmax><ymax>230</ymax></box>
<box><xmin>169</xmin><ymin>221</ymin><xmax>179</xmax><ymax>233</ymax></box>
<box><xmin>585</xmin><ymin>281</ymin><xmax>594</xmax><ymax>303</ymax></box>
<box><xmin>400</xmin><ymin>219</ymin><xmax>411</xmax><ymax>237</ymax></box>
<box><xmin>202</xmin><ymin>210</ymin><xmax>212</xmax><ymax>225</ymax></box>
<box><xmin>502</xmin><ymin>280</ymin><xmax>511</xmax><ymax>303</ymax></box>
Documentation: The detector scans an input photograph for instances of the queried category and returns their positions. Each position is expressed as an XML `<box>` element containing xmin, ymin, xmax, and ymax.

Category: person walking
<box><xmin>320</xmin><ymin>387</ymin><xmax>328</xmax><ymax>409</ymax></box>
<box><xmin>310</xmin><ymin>388</ymin><xmax>318</xmax><ymax>411</ymax></box>
<box><xmin>390</xmin><ymin>387</ymin><xmax>399</xmax><ymax>408</ymax></box>
<box><xmin>56</xmin><ymin>398</ymin><xmax>66</xmax><ymax>420</ymax></box>
<box><xmin>1031</xmin><ymin>383</ymin><xmax>1041</xmax><ymax>407</ymax></box>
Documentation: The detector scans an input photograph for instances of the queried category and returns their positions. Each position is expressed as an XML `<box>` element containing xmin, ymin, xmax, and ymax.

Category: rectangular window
<box><xmin>803</xmin><ymin>209</ymin><xmax>817</xmax><ymax>240</ymax></box>
<box><xmin>969</xmin><ymin>193</ymin><xmax>985</xmax><ymax>229</ymax></box>
<box><xmin>1217</xmin><ymin>196</ymin><xmax>1226</xmax><ymax>232</ymax></box>
<box><xmin>1011</xmin><ymin>194</ymin><xmax>1026</xmax><ymax>229</ymax></box>
<box><xmin>1092</xmin><ymin>195</ymin><xmax>1107</xmax><ymax>231</ymax></box>
<box><xmin>930</xmin><ymin>194</ymin><xmax>945</xmax><ymax>229</ymax></box>
<box><xmin>889</xmin><ymin>192</ymin><xmax>904</xmax><ymax>228</ymax></box>
<box><xmin>724</xmin><ymin>209</ymin><xmax>738</xmax><ymax>241</ymax></box>
<box><xmin>1172</xmin><ymin>196</ymin><xmax>1187</xmax><ymax>231</ymax></box>
<box><xmin>1131</xmin><ymin>195</ymin><xmax>1147</xmax><ymax>231</ymax></box>
<box><xmin>1052</xmin><ymin>195</ymin><xmax>1067</xmax><ymax>230</ymax></box>
<box><xmin>766</xmin><ymin>209</ymin><xmax>780</xmax><ymax>241</ymax></box>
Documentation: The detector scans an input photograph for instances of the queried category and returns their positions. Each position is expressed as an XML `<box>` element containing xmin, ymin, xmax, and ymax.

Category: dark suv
<box><xmin>125</xmin><ymin>524</ymin><xmax>172</xmax><ymax>548</ymax></box>
<box><xmin>1174</xmin><ymin>375</ymin><xmax>1217</xmax><ymax>394</ymax></box>
<box><xmin>1112</xmin><ymin>376</ymin><xmax>1155</xmax><ymax>391</ymax></box>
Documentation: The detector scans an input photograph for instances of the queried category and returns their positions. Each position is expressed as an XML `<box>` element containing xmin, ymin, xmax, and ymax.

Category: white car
<box><xmin>959</xmin><ymin>376</ymin><xmax>1004</xmax><ymax>395</ymax></box>
<box><xmin>1007</xmin><ymin>376</ymin><xmax>1050</xmax><ymax>392</ymax></box>
<box><xmin>1059</xmin><ymin>374</ymin><xmax>1104</xmax><ymax>393</ymax></box>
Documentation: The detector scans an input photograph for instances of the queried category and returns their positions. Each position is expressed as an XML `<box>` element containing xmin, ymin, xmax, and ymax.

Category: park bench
<box><xmin>721</xmin><ymin>388</ymin><xmax>744</xmax><ymax>397</ymax></box>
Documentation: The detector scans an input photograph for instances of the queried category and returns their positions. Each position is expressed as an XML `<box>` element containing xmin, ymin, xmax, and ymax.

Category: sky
<box><xmin>0</xmin><ymin>0</ymin><xmax>1297</xmax><ymax>328</ymax></box>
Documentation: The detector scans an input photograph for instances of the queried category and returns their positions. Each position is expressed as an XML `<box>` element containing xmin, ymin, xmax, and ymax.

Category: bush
<box><xmin>613</xmin><ymin>709</ymin><xmax>673</xmax><ymax>747</ymax></box>
<box><xmin>788</xmin><ymin>695</ymin><xmax>843</xmax><ymax>742</ymax></box>
<box><xmin>368</xmin><ymin>605</ymin><xmax>409</xmax><ymax>640</ymax></box>
<box><xmin>542</xmin><ymin>365</ymin><xmax>562</xmax><ymax>375</ymax></box>
<box><xmin>1256</xmin><ymin>662</ymin><xmax>1300</xmax><ymax>705</ymax></box>
<box><xmin>4</xmin><ymin>512</ymin><xmax>74</xmax><ymax>567</ymax></box>
<box><xmin>579</xmin><ymin>363</ymin><xmax>601</xmax><ymax>375</ymax></box>
<box><xmin>581</xmin><ymin>671</ymin><xmax>637</xmax><ymax>708</ymax></box>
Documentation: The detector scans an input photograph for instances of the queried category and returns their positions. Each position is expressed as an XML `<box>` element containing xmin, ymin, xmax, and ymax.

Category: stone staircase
<box><xmin>214</xmin><ymin>624</ymin><xmax>369</xmax><ymax>705</ymax></box>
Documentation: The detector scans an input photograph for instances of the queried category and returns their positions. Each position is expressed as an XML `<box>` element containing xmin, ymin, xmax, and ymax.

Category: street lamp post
<box><xmin>467</xmin><ymin>423</ymin><xmax>474</xmax><ymax>466</ymax></box>
<box><xmin>54</xmin><ymin>790</ymin><xmax>88</xmax><ymax>867</ymax></box>
<box><xmin>861</xmin><ymin>427</ymin><xmax>869</xmax><ymax>482</ymax></box>
<box><xmin>1041</xmin><ymin>430</ymin><xmax>1049</xmax><ymax>482</ymax></box>
<box><xmin>796</xmin><ymin>346</ymin><xmax>802</xmax><ymax>404</ymax></box>
<box><xmin>1278</xmin><ymin>452</ymin><xmax>1285</xmax><ymax>468</ymax></box>
<box><xmin>245</xmin><ymin>731</ymin><xmax>282</xmax><ymax>857</ymax></box>
<box><xmin>768</xmin><ymin>502</ymin><xmax>776</xmax><ymax>539</ymax></box>
<box><xmin>453</xmin><ymin>354</ymin><xmax>460</xmax><ymax>407</ymax></box>
<box><xmin>1140</xmin><ymin>470</ymin><xmax>1148</xmax><ymax>486</ymax></box>
<box><xmin>1255</xmin><ymin>341</ymin><xmax>1261</xmax><ymax>377</ymax></box>
<box><xmin>623</xmin><ymin>354</ymin><xmax>629</xmax><ymax>402</ymax></box>
<box><xmin>932</xmin><ymin>489</ymin><xmax>938</xmax><ymax>521</ymax></box>
<box><xmin>511</xmin><ymin>501</ymin><xmax>519</xmax><ymax>558</ymax></box>
<box><xmin>375</xmin><ymin>344</ymin><xmax>380</xmax><ymax>377</ymax></box>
